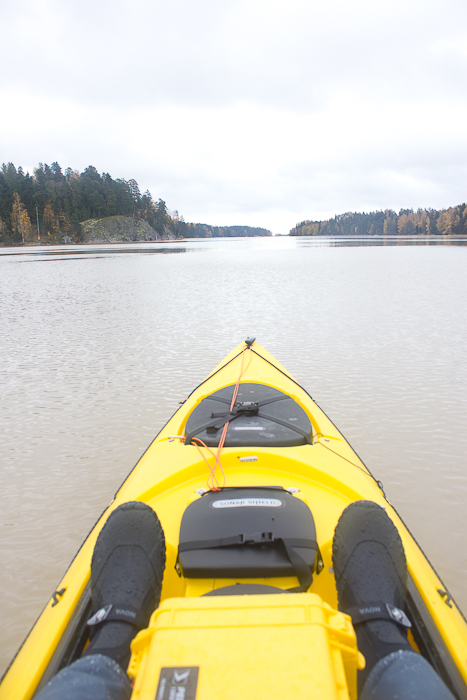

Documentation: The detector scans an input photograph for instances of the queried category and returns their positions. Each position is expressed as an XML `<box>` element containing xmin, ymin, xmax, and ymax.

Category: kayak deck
<box><xmin>1</xmin><ymin>341</ymin><xmax>467</xmax><ymax>700</ymax></box>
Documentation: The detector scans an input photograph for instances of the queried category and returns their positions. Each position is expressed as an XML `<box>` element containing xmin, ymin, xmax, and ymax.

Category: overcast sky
<box><xmin>1</xmin><ymin>0</ymin><xmax>466</xmax><ymax>233</ymax></box>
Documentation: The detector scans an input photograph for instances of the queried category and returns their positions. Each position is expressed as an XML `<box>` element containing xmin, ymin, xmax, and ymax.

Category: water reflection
<box><xmin>1</xmin><ymin>235</ymin><xmax>467</xmax><ymax>262</ymax></box>
<box><xmin>1</xmin><ymin>246</ymin><xmax>188</xmax><ymax>260</ymax></box>
<box><xmin>296</xmin><ymin>236</ymin><xmax>467</xmax><ymax>247</ymax></box>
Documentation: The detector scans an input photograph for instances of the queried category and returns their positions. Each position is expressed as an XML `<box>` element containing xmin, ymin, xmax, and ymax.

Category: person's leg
<box><xmin>33</xmin><ymin>654</ymin><xmax>132</xmax><ymax>700</ymax></box>
<box><xmin>332</xmin><ymin>500</ymin><xmax>455</xmax><ymax>699</ymax></box>
<box><xmin>35</xmin><ymin>501</ymin><xmax>166</xmax><ymax>700</ymax></box>
<box><xmin>361</xmin><ymin>649</ymin><xmax>455</xmax><ymax>700</ymax></box>
<box><xmin>333</xmin><ymin>500</ymin><xmax>413</xmax><ymax>692</ymax></box>
<box><xmin>83</xmin><ymin>500</ymin><xmax>166</xmax><ymax>668</ymax></box>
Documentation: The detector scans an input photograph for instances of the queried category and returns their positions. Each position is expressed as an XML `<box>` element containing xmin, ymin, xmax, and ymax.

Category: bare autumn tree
<box><xmin>11</xmin><ymin>193</ymin><xmax>32</xmax><ymax>243</ymax></box>
<box><xmin>43</xmin><ymin>203</ymin><xmax>56</xmax><ymax>241</ymax></box>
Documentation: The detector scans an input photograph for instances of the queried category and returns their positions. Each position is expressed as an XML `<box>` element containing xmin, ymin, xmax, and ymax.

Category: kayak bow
<box><xmin>2</xmin><ymin>339</ymin><xmax>466</xmax><ymax>700</ymax></box>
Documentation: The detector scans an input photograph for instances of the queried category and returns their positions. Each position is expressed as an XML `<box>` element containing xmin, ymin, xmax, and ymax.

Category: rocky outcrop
<box><xmin>81</xmin><ymin>216</ymin><xmax>176</xmax><ymax>243</ymax></box>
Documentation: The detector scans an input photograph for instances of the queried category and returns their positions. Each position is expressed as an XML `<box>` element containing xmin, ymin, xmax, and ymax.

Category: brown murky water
<box><xmin>1</xmin><ymin>236</ymin><xmax>466</xmax><ymax>674</ymax></box>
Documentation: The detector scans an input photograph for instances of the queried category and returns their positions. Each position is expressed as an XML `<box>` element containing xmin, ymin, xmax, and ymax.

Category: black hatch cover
<box><xmin>184</xmin><ymin>382</ymin><xmax>312</xmax><ymax>447</ymax></box>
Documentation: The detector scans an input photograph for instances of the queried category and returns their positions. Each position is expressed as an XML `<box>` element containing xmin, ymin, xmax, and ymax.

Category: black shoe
<box><xmin>83</xmin><ymin>501</ymin><xmax>166</xmax><ymax>669</ymax></box>
<box><xmin>332</xmin><ymin>501</ymin><xmax>413</xmax><ymax>692</ymax></box>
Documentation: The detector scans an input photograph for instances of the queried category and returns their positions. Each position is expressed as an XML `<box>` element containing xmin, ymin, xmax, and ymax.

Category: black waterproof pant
<box><xmin>36</xmin><ymin>650</ymin><xmax>455</xmax><ymax>700</ymax></box>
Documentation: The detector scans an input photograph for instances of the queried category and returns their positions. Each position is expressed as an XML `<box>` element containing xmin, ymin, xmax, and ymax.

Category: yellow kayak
<box><xmin>1</xmin><ymin>339</ymin><xmax>466</xmax><ymax>700</ymax></box>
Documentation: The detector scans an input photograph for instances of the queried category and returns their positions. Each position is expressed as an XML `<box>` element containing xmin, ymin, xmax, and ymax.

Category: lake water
<box><xmin>1</xmin><ymin>235</ymin><xmax>466</xmax><ymax>674</ymax></box>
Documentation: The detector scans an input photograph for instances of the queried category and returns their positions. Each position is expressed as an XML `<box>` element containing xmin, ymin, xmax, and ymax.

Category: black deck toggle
<box><xmin>235</xmin><ymin>401</ymin><xmax>259</xmax><ymax>415</ymax></box>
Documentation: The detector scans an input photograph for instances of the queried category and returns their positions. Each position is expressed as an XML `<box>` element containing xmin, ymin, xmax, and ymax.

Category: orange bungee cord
<box><xmin>186</xmin><ymin>341</ymin><xmax>253</xmax><ymax>490</ymax></box>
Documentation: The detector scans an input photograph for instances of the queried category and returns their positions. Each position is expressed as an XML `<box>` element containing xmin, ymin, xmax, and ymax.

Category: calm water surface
<box><xmin>1</xmin><ymin>236</ymin><xmax>466</xmax><ymax>673</ymax></box>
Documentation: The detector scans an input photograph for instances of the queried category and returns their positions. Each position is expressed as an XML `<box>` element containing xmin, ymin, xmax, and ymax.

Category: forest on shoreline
<box><xmin>2</xmin><ymin>160</ymin><xmax>465</xmax><ymax>244</ymax></box>
<box><xmin>289</xmin><ymin>204</ymin><xmax>467</xmax><ymax>237</ymax></box>
<box><xmin>0</xmin><ymin>162</ymin><xmax>271</xmax><ymax>245</ymax></box>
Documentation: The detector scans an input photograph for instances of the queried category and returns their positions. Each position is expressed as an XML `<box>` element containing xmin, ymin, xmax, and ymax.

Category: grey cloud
<box><xmin>2</xmin><ymin>0</ymin><xmax>466</xmax><ymax>110</ymax></box>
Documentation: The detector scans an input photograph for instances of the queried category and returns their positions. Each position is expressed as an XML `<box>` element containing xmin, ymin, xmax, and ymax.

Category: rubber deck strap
<box><xmin>177</xmin><ymin>536</ymin><xmax>317</xmax><ymax>593</ymax></box>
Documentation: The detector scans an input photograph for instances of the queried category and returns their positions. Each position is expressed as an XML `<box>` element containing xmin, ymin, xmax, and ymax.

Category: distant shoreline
<box><xmin>287</xmin><ymin>232</ymin><xmax>466</xmax><ymax>238</ymax></box>
<box><xmin>2</xmin><ymin>233</ymin><xmax>467</xmax><ymax>249</ymax></box>
<box><xmin>288</xmin><ymin>233</ymin><xmax>466</xmax><ymax>238</ymax></box>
